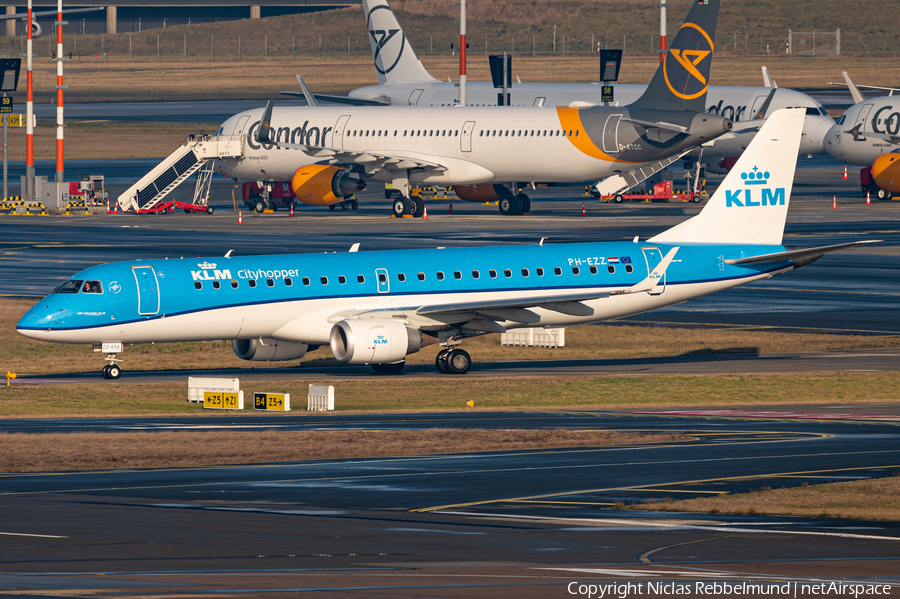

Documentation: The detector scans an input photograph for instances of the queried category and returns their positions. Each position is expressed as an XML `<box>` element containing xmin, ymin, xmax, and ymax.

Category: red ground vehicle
<box><xmin>242</xmin><ymin>182</ymin><xmax>296</xmax><ymax>212</ymax></box>
<box><xmin>596</xmin><ymin>180</ymin><xmax>705</xmax><ymax>203</ymax></box>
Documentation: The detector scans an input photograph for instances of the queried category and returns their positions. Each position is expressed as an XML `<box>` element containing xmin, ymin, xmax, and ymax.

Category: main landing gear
<box><xmin>100</xmin><ymin>354</ymin><xmax>123</xmax><ymax>379</ymax></box>
<box><xmin>499</xmin><ymin>192</ymin><xmax>530</xmax><ymax>216</ymax></box>
<box><xmin>435</xmin><ymin>348</ymin><xmax>471</xmax><ymax>374</ymax></box>
<box><xmin>391</xmin><ymin>196</ymin><xmax>425</xmax><ymax>218</ymax></box>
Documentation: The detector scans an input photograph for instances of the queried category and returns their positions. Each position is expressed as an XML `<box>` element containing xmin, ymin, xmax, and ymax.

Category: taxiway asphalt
<box><xmin>1</xmin><ymin>410</ymin><xmax>899</xmax><ymax>596</ymax></box>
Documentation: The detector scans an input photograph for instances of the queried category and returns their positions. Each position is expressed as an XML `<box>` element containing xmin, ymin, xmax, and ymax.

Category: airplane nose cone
<box><xmin>823</xmin><ymin>124</ymin><xmax>844</xmax><ymax>160</ymax></box>
<box><xmin>800</xmin><ymin>116</ymin><xmax>832</xmax><ymax>155</ymax></box>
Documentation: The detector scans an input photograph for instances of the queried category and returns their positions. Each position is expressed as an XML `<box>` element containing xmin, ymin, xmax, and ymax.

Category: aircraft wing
<box><xmin>344</xmin><ymin>249</ymin><xmax>679</xmax><ymax>333</ymax></box>
<box><xmin>725</xmin><ymin>241</ymin><xmax>879</xmax><ymax>265</ymax></box>
<box><xmin>256</xmin><ymin>98</ymin><xmax>446</xmax><ymax>172</ymax></box>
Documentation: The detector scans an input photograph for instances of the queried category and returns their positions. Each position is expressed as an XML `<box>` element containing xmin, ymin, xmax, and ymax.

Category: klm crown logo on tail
<box><xmin>367</xmin><ymin>5</ymin><xmax>406</xmax><ymax>75</ymax></box>
<box><xmin>725</xmin><ymin>166</ymin><xmax>785</xmax><ymax>208</ymax></box>
<box><xmin>664</xmin><ymin>23</ymin><xmax>714</xmax><ymax>101</ymax></box>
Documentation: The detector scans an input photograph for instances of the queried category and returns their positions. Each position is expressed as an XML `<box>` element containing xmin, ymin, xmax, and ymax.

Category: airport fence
<box><xmin>0</xmin><ymin>28</ymin><xmax>896</xmax><ymax>62</ymax></box>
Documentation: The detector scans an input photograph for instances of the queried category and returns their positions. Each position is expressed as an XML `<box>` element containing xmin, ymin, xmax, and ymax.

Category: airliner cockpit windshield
<box><xmin>82</xmin><ymin>281</ymin><xmax>103</xmax><ymax>294</ymax></box>
<box><xmin>54</xmin><ymin>280</ymin><xmax>83</xmax><ymax>294</ymax></box>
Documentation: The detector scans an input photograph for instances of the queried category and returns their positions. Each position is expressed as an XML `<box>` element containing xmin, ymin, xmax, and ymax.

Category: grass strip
<box><xmin>2</xmin><ymin>373</ymin><xmax>900</xmax><ymax>417</ymax></box>
<box><xmin>626</xmin><ymin>474</ymin><xmax>900</xmax><ymax>522</ymax></box>
<box><xmin>0</xmin><ymin>429</ymin><xmax>689</xmax><ymax>472</ymax></box>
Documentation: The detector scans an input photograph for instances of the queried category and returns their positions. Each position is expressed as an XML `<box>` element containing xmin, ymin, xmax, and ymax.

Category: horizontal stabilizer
<box><xmin>725</xmin><ymin>240</ymin><xmax>879</xmax><ymax>265</ymax></box>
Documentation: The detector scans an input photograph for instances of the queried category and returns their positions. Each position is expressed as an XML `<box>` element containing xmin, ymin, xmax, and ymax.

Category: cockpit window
<box><xmin>54</xmin><ymin>279</ymin><xmax>83</xmax><ymax>294</ymax></box>
<box><xmin>82</xmin><ymin>281</ymin><xmax>103</xmax><ymax>294</ymax></box>
<box><xmin>837</xmin><ymin>115</ymin><xmax>846</xmax><ymax>125</ymax></box>
<box><xmin>805</xmin><ymin>107</ymin><xmax>821</xmax><ymax>116</ymax></box>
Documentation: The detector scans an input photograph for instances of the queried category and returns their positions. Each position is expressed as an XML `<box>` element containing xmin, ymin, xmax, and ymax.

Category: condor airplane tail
<box><xmin>362</xmin><ymin>0</ymin><xmax>437</xmax><ymax>85</ymax></box>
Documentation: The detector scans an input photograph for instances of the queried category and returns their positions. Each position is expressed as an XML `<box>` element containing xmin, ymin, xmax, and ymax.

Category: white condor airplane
<box><xmin>824</xmin><ymin>72</ymin><xmax>900</xmax><ymax>200</ymax></box>
<box><xmin>305</xmin><ymin>0</ymin><xmax>834</xmax><ymax>163</ymax></box>
<box><xmin>18</xmin><ymin>109</ymin><xmax>876</xmax><ymax>379</ymax></box>
<box><xmin>216</xmin><ymin>0</ymin><xmax>731</xmax><ymax>216</ymax></box>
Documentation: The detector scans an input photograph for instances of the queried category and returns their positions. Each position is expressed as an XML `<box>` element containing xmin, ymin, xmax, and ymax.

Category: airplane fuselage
<box><xmin>825</xmin><ymin>98</ymin><xmax>900</xmax><ymax>165</ymax></box>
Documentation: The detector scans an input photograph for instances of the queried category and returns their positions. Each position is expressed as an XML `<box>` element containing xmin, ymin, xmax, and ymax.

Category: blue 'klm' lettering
<box><xmin>761</xmin><ymin>188</ymin><xmax>785</xmax><ymax>206</ymax></box>
<box><xmin>726</xmin><ymin>188</ymin><xmax>786</xmax><ymax>208</ymax></box>
<box><xmin>725</xmin><ymin>189</ymin><xmax>743</xmax><ymax>207</ymax></box>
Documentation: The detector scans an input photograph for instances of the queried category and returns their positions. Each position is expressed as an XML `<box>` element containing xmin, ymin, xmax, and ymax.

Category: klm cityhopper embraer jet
<box><xmin>18</xmin><ymin>109</ymin><xmax>875</xmax><ymax>379</ymax></box>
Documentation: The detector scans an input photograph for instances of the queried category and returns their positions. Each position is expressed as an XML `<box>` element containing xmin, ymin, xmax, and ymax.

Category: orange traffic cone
<box><xmin>105</xmin><ymin>199</ymin><xmax>110</xmax><ymax>214</ymax></box>
<box><xmin>580</xmin><ymin>201</ymin><xmax>587</xmax><ymax>216</ymax></box>
<box><xmin>448</xmin><ymin>199</ymin><xmax>454</xmax><ymax>214</ymax></box>
<box><xmin>289</xmin><ymin>203</ymin><xmax>295</xmax><ymax>217</ymax></box>
<box><xmin>422</xmin><ymin>204</ymin><xmax>428</xmax><ymax>219</ymax></box>
<box><xmin>238</xmin><ymin>210</ymin><xmax>244</xmax><ymax>224</ymax></box>
<box><xmin>866</xmin><ymin>191</ymin><xmax>871</xmax><ymax>205</ymax></box>
<box><xmin>113</xmin><ymin>202</ymin><xmax>118</xmax><ymax>214</ymax></box>
<box><xmin>832</xmin><ymin>196</ymin><xmax>837</xmax><ymax>209</ymax></box>
<box><xmin>843</xmin><ymin>163</ymin><xmax>849</xmax><ymax>180</ymax></box>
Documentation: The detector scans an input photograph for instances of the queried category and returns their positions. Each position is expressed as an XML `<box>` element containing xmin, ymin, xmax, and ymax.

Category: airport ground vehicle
<box><xmin>594</xmin><ymin>181</ymin><xmax>705</xmax><ymax>204</ymax></box>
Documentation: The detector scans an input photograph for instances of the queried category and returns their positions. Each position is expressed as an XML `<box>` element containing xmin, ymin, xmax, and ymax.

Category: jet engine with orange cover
<box><xmin>872</xmin><ymin>152</ymin><xmax>900</xmax><ymax>199</ymax></box>
<box><xmin>291</xmin><ymin>165</ymin><xmax>366</xmax><ymax>206</ymax></box>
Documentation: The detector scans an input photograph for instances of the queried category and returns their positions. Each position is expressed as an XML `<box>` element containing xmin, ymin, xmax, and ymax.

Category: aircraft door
<box><xmin>749</xmin><ymin>95</ymin><xmax>767</xmax><ymax>119</ymax></box>
<box><xmin>231</xmin><ymin>115</ymin><xmax>250</xmax><ymax>136</ymax></box>
<box><xmin>375</xmin><ymin>268</ymin><xmax>390</xmax><ymax>293</ymax></box>
<box><xmin>132</xmin><ymin>266</ymin><xmax>160</xmax><ymax>315</ymax></box>
<box><xmin>855</xmin><ymin>103</ymin><xmax>874</xmax><ymax>132</ymax></box>
<box><xmin>332</xmin><ymin>115</ymin><xmax>351</xmax><ymax>149</ymax></box>
<box><xmin>408</xmin><ymin>89</ymin><xmax>424</xmax><ymax>106</ymax></box>
<box><xmin>640</xmin><ymin>247</ymin><xmax>666</xmax><ymax>296</ymax></box>
<box><xmin>602</xmin><ymin>114</ymin><xmax>621</xmax><ymax>154</ymax></box>
<box><xmin>460</xmin><ymin>121</ymin><xmax>475</xmax><ymax>152</ymax></box>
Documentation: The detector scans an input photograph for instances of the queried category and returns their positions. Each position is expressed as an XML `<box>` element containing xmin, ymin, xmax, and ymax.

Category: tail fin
<box><xmin>649</xmin><ymin>108</ymin><xmax>805</xmax><ymax>246</ymax></box>
<box><xmin>629</xmin><ymin>0</ymin><xmax>719</xmax><ymax>113</ymax></box>
<box><xmin>363</xmin><ymin>0</ymin><xmax>437</xmax><ymax>85</ymax></box>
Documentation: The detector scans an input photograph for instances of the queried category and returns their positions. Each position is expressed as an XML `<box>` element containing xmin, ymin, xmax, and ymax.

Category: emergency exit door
<box><xmin>132</xmin><ymin>266</ymin><xmax>160</xmax><ymax>315</ymax></box>
<box><xmin>641</xmin><ymin>247</ymin><xmax>666</xmax><ymax>296</ymax></box>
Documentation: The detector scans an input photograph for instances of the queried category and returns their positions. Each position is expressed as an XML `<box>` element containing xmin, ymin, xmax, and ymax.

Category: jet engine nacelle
<box><xmin>232</xmin><ymin>337</ymin><xmax>308</xmax><ymax>361</ymax></box>
<box><xmin>330</xmin><ymin>319</ymin><xmax>433</xmax><ymax>365</ymax></box>
<box><xmin>453</xmin><ymin>183</ymin><xmax>506</xmax><ymax>203</ymax></box>
<box><xmin>872</xmin><ymin>151</ymin><xmax>900</xmax><ymax>194</ymax></box>
<box><xmin>28</xmin><ymin>21</ymin><xmax>42</xmax><ymax>37</ymax></box>
<box><xmin>291</xmin><ymin>165</ymin><xmax>366</xmax><ymax>206</ymax></box>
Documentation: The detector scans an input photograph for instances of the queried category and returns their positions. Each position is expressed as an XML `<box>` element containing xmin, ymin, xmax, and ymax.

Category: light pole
<box><xmin>459</xmin><ymin>0</ymin><xmax>466</xmax><ymax>106</ymax></box>
<box><xmin>25</xmin><ymin>0</ymin><xmax>34</xmax><ymax>203</ymax></box>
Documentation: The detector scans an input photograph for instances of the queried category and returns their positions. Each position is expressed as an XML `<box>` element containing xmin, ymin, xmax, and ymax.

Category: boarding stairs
<box><xmin>592</xmin><ymin>149</ymin><xmax>691</xmax><ymax>197</ymax></box>
<box><xmin>117</xmin><ymin>133</ymin><xmax>242</xmax><ymax>212</ymax></box>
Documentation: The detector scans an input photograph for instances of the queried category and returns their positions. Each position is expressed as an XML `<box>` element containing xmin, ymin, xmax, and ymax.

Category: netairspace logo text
<box><xmin>566</xmin><ymin>581</ymin><xmax>893</xmax><ymax>598</ymax></box>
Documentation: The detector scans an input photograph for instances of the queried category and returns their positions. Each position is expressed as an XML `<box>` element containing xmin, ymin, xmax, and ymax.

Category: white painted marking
<box><xmin>0</xmin><ymin>531</ymin><xmax>68</xmax><ymax>538</ymax></box>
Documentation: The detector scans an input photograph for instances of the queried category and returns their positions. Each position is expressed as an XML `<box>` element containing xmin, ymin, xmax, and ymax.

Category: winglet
<box><xmin>761</xmin><ymin>66</ymin><xmax>777</xmax><ymax>88</ymax></box>
<box><xmin>842</xmin><ymin>71</ymin><xmax>866</xmax><ymax>104</ymax></box>
<box><xmin>257</xmin><ymin>99</ymin><xmax>275</xmax><ymax>144</ymax></box>
<box><xmin>613</xmin><ymin>247</ymin><xmax>679</xmax><ymax>295</ymax></box>
<box><xmin>295</xmin><ymin>75</ymin><xmax>319</xmax><ymax>107</ymax></box>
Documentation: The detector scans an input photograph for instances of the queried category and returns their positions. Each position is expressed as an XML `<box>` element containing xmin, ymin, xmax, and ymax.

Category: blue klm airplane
<box><xmin>18</xmin><ymin>109</ymin><xmax>874</xmax><ymax>378</ymax></box>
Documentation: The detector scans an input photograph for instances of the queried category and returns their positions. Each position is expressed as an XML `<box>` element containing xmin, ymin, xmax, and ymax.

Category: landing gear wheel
<box><xmin>371</xmin><ymin>360</ymin><xmax>405</xmax><ymax>374</ymax></box>
<box><xmin>445</xmin><ymin>349</ymin><xmax>471</xmax><ymax>375</ymax></box>
<box><xmin>516</xmin><ymin>193</ymin><xmax>531</xmax><ymax>214</ymax></box>
<box><xmin>412</xmin><ymin>198</ymin><xmax>425</xmax><ymax>217</ymax></box>
<box><xmin>341</xmin><ymin>201</ymin><xmax>350</xmax><ymax>210</ymax></box>
<box><xmin>255</xmin><ymin>200</ymin><xmax>266</xmax><ymax>213</ymax></box>
<box><xmin>877</xmin><ymin>188</ymin><xmax>891</xmax><ymax>200</ymax></box>
<box><xmin>407</xmin><ymin>197</ymin><xmax>420</xmax><ymax>217</ymax></box>
<box><xmin>435</xmin><ymin>349</ymin><xmax>451</xmax><ymax>374</ymax></box>
<box><xmin>499</xmin><ymin>197</ymin><xmax>521</xmax><ymax>215</ymax></box>
<box><xmin>101</xmin><ymin>365</ymin><xmax>110</xmax><ymax>379</ymax></box>
<box><xmin>393</xmin><ymin>198</ymin><xmax>407</xmax><ymax>217</ymax></box>
<box><xmin>107</xmin><ymin>364</ymin><xmax>121</xmax><ymax>379</ymax></box>
<box><xmin>329</xmin><ymin>203</ymin><xmax>337</xmax><ymax>211</ymax></box>
<box><xmin>206</xmin><ymin>206</ymin><xmax>215</xmax><ymax>214</ymax></box>
<box><xmin>614</xmin><ymin>194</ymin><xmax>624</xmax><ymax>203</ymax></box>
<box><xmin>352</xmin><ymin>200</ymin><xmax>359</xmax><ymax>210</ymax></box>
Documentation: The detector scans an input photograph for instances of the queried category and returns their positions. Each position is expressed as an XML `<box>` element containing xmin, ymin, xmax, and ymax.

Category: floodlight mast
<box><xmin>659</xmin><ymin>0</ymin><xmax>667</xmax><ymax>63</ymax></box>
<box><xmin>25</xmin><ymin>0</ymin><xmax>33</xmax><ymax>203</ymax></box>
<box><xmin>56</xmin><ymin>0</ymin><xmax>63</xmax><ymax>184</ymax></box>
<box><xmin>458</xmin><ymin>0</ymin><xmax>466</xmax><ymax>106</ymax></box>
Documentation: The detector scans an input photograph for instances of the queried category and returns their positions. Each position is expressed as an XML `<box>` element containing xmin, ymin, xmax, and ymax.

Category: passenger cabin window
<box><xmin>339</xmin><ymin>275</ymin><xmax>347</xmax><ymax>284</ymax></box>
<box><xmin>285</xmin><ymin>278</ymin><xmax>292</xmax><ymax>286</ymax></box>
<box><xmin>54</xmin><ymin>279</ymin><xmax>83</xmax><ymax>294</ymax></box>
<box><xmin>358</xmin><ymin>274</ymin><xmax>365</xmax><ymax>283</ymax></box>
<box><xmin>378</xmin><ymin>273</ymin><xmax>386</xmax><ymax>283</ymax></box>
<box><xmin>212</xmin><ymin>281</ymin><xmax>221</xmax><ymax>289</ymax></box>
<box><xmin>417</xmin><ymin>272</ymin><xmax>425</xmax><ymax>281</ymax></box>
<box><xmin>536</xmin><ymin>268</ymin><xmax>544</xmax><ymax>277</ymax></box>
<box><xmin>625</xmin><ymin>264</ymin><xmax>633</xmax><ymax>273</ymax></box>
<box><xmin>504</xmin><ymin>269</ymin><xmax>512</xmax><ymax>278</ymax></box>
<box><xmin>489</xmin><ymin>270</ymin><xmax>497</xmax><ymax>278</ymax></box>
<box><xmin>249</xmin><ymin>279</ymin><xmax>257</xmax><ymax>288</ymax></box>
<box><xmin>572</xmin><ymin>266</ymin><xmax>580</xmax><ymax>275</ymax></box>
<box><xmin>398</xmin><ymin>273</ymin><xmax>406</xmax><ymax>282</ymax></box>
<box><xmin>471</xmin><ymin>270</ymin><xmax>480</xmax><ymax>279</ymax></box>
<box><xmin>521</xmin><ymin>268</ymin><xmax>529</xmax><ymax>277</ymax></box>
<box><xmin>454</xmin><ymin>271</ymin><xmax>462</xmax><ymax>280</ymax></box>
<box><xmin>590</xmin><ymin>266</ymin><xmax>598</xmax><ymax>275</ymax></box>
<box><xmin>302</xmin><ymin>277</ymin><xmax>310</xmax><ymax>286</ymax></box>
<box><xmin>320</xmin><ymin>276</ymin><xmax>328</xmax><ymax>285</ymax></box>
<box><xmin>554</xmin><ymin>267</ymin><xmax>562</xmax><ymax>276</ymax></box>
<box><xmin>231</xmin><ymin>280</ymin><xmax>239</xmax><ymax>288</ymax></box>
<box><xmin>266</xmin><ymin>278</ymin><xmax>274</xmax><ymax>287</ymax></box>
<box><xmin>437</xmin><ymin>271</ymin><xmax>445</xmax><ymax>281</ymax></box>
<box><xmin>82</xmin><ymin>280</ymin><xmax>102</xmax><ymax>294</ymax></box>
<box><xmin>608</xmin><ymin>265</ymin><xmax>616</xmax><ymax>274</ymax></box>
<box><xmin>194</xmin><ymin>281</ymin><xmax>202</xmax><ymax>290</ymax></box>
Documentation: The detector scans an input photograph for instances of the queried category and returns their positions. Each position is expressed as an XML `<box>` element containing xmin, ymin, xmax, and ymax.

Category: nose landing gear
<box><xmin>100</xmin><ymin>354</ymin><xmax>123</xmax><ymax>379</ymax></box>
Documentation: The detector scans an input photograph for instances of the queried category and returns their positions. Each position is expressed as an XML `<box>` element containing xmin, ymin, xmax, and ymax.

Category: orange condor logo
<box><xmin>663</xmin><ymin>23</ymin><xmax>714</xmax><ymax>100</ymax></box>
